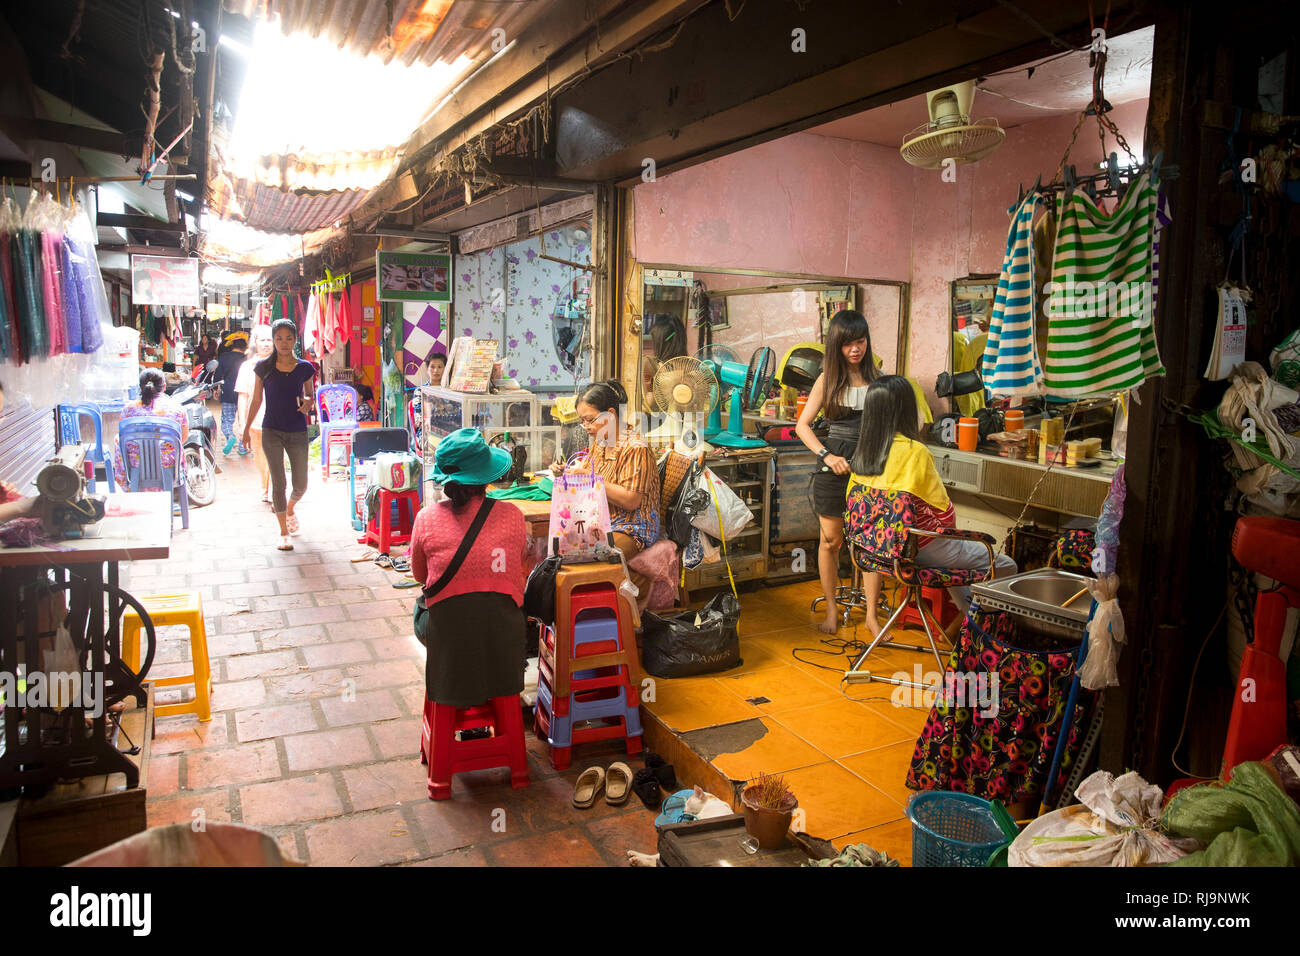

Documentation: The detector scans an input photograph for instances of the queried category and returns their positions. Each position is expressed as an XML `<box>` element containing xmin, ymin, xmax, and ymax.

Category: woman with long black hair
<box><xmin>795</xmin><ymin>309</ymin><xmax>878</xmax><ymax>634</ymax></box>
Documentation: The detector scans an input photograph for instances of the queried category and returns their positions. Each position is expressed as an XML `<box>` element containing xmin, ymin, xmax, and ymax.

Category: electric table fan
<box><xmin>650</xmin><ymin>355</ymin><xmax>719</xmax><ymax>454</ymax></box>
<box><xmin>695</xmin><ymin>345</ymin><xmax>776</xmax><ymax>448</ymax></box>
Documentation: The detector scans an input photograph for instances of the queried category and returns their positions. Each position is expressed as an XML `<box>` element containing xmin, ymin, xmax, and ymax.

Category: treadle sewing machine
<box><xmin>35</xmin><ymin>444</ymin><xmax>106</xmax><ymax>539</ymax></box>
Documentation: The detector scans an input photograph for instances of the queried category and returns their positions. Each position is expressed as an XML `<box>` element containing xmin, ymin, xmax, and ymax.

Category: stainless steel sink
<box><xmin>971</xmin><ymin>568</ymin><xmax>1092</xmax><ymax>632</ymax></box>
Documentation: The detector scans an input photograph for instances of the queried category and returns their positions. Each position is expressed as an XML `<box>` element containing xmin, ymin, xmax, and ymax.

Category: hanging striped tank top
<box><xmin>981</xmin><ymin>192</ymin><xmax>1045</xmax><ymax>398</ymax></box>
<box><xmin>1043</xmin><ymin>172</ymin><xmax>1166</xmax><ymax>397</ymax></box>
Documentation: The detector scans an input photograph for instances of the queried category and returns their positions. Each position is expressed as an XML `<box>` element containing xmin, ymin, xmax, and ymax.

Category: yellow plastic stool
<box><xmin>122</xmin><ymin>592</ymin><xmax>213</xmax><ymax>722</ymax></box>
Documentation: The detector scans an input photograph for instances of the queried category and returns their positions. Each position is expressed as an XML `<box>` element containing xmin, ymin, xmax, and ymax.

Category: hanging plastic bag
<box><xmin>548</xmin><ymin>468</ymin><xmax>613</xmax><ymax>560</ymax></box>
<box><xmin>689</xmin><ymin>467</ymin><xmax>752</xmax><ymax>541</ymax></box>
<box><xmin>1078</xmin><ymin>573</ymin><xmax>1125</xmax><ymax>689</ymax></box>
<box><xmin>1007</xmin><ymin>770</ymin><xmax>1197</xmax><ymax>866</ymax></box>
<box><xmin>62</xmin><ymin>197</ymin><xmax>108</xmax><ymax>353</ymax></box>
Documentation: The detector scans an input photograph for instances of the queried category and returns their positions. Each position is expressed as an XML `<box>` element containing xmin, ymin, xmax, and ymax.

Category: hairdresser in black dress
<box><xmin>794</xmin><ymin>310</ymin><xmax>879</xmax><ymax>635</ymax></box>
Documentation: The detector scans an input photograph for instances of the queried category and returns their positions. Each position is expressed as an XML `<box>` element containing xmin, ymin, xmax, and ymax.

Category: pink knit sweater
<box><xmin>409</xmin><ymin>498</ymin><xmax>527</xmax><ymax>607</ymax></box>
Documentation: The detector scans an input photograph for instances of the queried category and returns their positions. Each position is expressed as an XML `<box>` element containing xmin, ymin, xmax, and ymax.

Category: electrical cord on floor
<box><xmin>788</xmin><ymin>617</ymin><xmax>927</xmax><ymax>707</ymax></box>
<box><xmin>1169</xmin><ymin>600</ymin><xmax>1229</xmax><ymax>780</ymax></box>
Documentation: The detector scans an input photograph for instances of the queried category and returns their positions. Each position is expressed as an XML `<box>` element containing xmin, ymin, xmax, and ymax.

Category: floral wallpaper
<box><xmin>452</xmin><ymin>223</ymin><xmax>592</xmax><ymax>397</ymax></box>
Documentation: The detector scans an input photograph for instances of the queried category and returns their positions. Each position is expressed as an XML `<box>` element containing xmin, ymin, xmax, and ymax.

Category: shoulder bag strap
<box><xmin>421</xmin><ymin>497</ymin><xmax>497</xmax><ymax>603</ymax></box>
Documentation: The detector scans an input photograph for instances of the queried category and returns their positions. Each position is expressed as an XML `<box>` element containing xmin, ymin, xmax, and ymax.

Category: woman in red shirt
<box><xmin>409</xmin><ymin>428</ymin><xmax>528</xmax><ymax>707</ymax></box>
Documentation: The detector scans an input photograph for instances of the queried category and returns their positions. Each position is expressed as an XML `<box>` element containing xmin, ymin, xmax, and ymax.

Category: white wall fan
<box><xmin>900</xmin><ymin>81</ymin><xmax>1005</xmax><ymax>168</ymax></box>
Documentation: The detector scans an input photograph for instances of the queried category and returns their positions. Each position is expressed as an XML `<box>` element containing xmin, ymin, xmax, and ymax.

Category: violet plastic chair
<box><xmin>316</xmin><ymin>384</ymin><xmax>360</xmax><ymax>480</ymax></box>
<box><xmin>58</xmin><ymin>403</ymin><xmax>115</xmax><ymax>493</ymax></box>
<box><xmin>117</xmin><ymin>416</ymin><xmax>186</xmax><ymax>532</ymax></box>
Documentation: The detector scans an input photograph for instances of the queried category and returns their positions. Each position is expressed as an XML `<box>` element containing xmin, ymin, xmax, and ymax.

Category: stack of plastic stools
<box><xmin>419</xmin><ymin>697</ymin><xmax>530</xmax><ymax>800</ymax></box>
<box><xmin>534</xmin><ymin>563</ymin><xmax>643</xmax><ymax>770</ymax></box>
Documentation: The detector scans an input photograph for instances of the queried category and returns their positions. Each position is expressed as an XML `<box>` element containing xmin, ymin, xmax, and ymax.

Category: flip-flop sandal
<box><xmin>390</xmin><ymin>557</ymin><xmax>411</xmax><ymax>573</ymax></box>
<box><xmin>644</xmin><ymin>752</ymin><xmax>678</xmax><ymax>790</ymax></box>
<box><xmin>605</xmin><ymin>761</ymin><xmax>633</xmax><ymax>806</ymax></box>
<box><xmin>392</xmin><ymin>578</ymin><xmax>420</xmax><ymax>589</ymax></box>
<box><xmin>374</xmin><ymin>554</ymin><xmax>393</xmax><ymax>569</ymax></box>
<box><xmin>286</xmin><ymin>514</ymin><xmax>301</xmax><ymax>536</ymax></box>
<box><xmin>632</xmin><ymin>768</ymin><xmax>662</xmax><ymax>810</ymax></box>
<box><xmin>277</xmin><ymin>536</ymin><xmax>294</xmax><ymax>552</ymax></box>
<box><xmin>351</xmin><ymin>549</ymin><xmax>378</xmax><ymax>562</ymax></box>
<box><xmin>572</xmin><ymin>766</ymin><xmax>605</xmax><ymax>809</ymax></box>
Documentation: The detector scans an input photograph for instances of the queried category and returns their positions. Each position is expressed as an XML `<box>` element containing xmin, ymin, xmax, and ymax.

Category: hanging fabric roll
<box><xmin>59</xmin><ymin>237</ymin><xmax>83</xmax><ymax>353</ymax></box>
<box><xmin>1043</xmin><ymin>171</ymin><xmax>1166</xmax><ymax>397</ymax></box>
<box><xmin>41</xmin><ymin>229</ymin><xmax>67</xmax><ymax>356</ymax></box>
<box><xmin>982</xmin><ymin>192</ymin><xmax>1046</xmax><ymax>397</ymax></box>
<box><xmin>13</xmin><ymin>227</ymin><xmax>47</xmax><ymax>359</ymax></box>
<box><xmin>0</xmin><ymin>215</ymin><xmax>20</xmax><ymax>364</ymax></box>
<box><xmin>271</xmin><ymin>293</ymin><xmax>283</xmax><ymax>324</ymax></box>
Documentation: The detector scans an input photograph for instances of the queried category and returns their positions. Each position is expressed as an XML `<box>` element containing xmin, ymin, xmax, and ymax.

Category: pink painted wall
<box><xmin>632</xmin><ymin>99</ymin><xmax>1148</xmax><ymax>408</ymax></box>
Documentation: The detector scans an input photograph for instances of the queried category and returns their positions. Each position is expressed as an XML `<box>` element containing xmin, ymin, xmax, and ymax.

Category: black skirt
<box><xmin>811</xmin><ymin>434</ymin><xmax>857</xmax><ymax>518</ymax></box>
<box><xmin>421</xmin><ymin>592</ymin><xmax>526</xmax><ymax>708</ymax></box>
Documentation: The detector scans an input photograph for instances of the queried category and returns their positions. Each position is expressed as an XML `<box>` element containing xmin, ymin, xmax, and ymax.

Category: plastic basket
<box><xmin>906</xmin><ymin>791</ymin><xmax>1007</xmax><ymax>867</ymax></box>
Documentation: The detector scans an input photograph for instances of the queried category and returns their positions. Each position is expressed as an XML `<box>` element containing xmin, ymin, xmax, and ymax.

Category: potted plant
<box><xmin>741</xmin><ymin>772</ymin><xmax>798</xmax><ymax>850</ymax></box>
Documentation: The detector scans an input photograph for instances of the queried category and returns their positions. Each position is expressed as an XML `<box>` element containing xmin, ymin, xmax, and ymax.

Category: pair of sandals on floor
<box><xmin>573</xmin><ymin>753</ymin><xmax>678</xmax><ymax>809</ymax></box>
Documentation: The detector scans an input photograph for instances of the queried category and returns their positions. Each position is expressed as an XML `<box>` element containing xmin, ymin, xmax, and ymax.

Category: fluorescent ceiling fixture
<box><xmin>175</xmin><ymin>189</ymin><xmax>195</xmax><ymax>202</ymax></box>
<box><xmin>225</xmin><ymin>18</ymin><xmax>472</xmax><ymax>173</ymax></box>
<box><xmin>218</xmin><ymin>34</ymin><xmax>251</xmax><ymax>57</ymax></box>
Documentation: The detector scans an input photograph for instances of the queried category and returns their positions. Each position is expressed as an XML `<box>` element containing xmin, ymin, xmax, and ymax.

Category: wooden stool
<box><xmin>121</xmin><ymin>592</ymin><xmax>212</xmax><ymax>722</ymax></box>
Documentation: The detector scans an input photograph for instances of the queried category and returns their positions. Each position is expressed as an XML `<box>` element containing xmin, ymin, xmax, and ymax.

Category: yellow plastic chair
<box><xmin>122</xmin><ymin>592</ymin><xmax>212</xmax><ymax>722</ymax></box>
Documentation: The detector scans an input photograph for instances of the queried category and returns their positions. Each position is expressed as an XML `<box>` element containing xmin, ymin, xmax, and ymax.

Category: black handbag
<box><xmin>664</xmin><ymin>462</ymin><xmax>709</xmax><ymax>548</ymax></box>
<box><xmin>412</xmin><ymin>497</ymin><xmax>496</xmax><ymax>645</ymax></box>
<box><xmin>523</xmin><ymin>554</ymin><xmax>562</xmax><ymax>625</ymax></box>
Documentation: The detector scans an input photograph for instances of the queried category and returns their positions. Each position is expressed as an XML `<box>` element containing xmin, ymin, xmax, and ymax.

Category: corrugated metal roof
<box><xmin>222</xmin><ymin>0</ymin><xmax>557</xmax><ymax>67</ymax></box>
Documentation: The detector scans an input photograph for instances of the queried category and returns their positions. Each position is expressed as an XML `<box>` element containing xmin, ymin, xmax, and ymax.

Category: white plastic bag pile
<box><xmin>1008</xmin><ymin>770</ymin><xmax>1201</xmax><ymax>866</ymax></box>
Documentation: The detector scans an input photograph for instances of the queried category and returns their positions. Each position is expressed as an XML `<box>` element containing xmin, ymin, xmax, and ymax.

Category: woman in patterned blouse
<box><xmin>554</xmin><ymin>379</ymin><xmax>659</xmax><ymax>608</ymax></box>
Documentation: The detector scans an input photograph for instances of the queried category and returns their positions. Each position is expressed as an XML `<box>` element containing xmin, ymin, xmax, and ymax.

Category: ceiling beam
<box><xmin>548</xmin><ymin>0</ymin><xmax>1152</xmax><ymax>183</ymax></box>
<box><xmin>97</xmin><ymin>212</ymin><xmax>184</xmax><ymax>233</ymax></box>
<box><xmin>402</xmin><ymin>0</ymin><xmax>707</xmax><ymax>170</ymax></box>
<box><xmin>0</xmin><ymin>116</ymin><xmax>126</xmax><ymax>155</ymax></box>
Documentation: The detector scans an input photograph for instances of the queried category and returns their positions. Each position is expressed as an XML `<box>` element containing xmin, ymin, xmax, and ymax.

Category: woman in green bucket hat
<box><xmin>409</xmin><ymin>428</ymin><xmax>530</xmax><ymax>708</ymax></box>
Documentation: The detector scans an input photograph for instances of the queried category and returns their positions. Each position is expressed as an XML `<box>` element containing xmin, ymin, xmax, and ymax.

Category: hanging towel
<box><xmin>1043</xmin><ymin>172</ymin><xmax>1166</xmax><ymax>397</ymax></box>
<box><xmin>336</xmin><ymin>287</ymin><xmax>351</xmax><ymax>348</ymax></box>
<box><xmin>322</xmin><ymin>291</ymin><xmax>337</xmax><ymax>354</ymax></box>
<box><xmin>303</xmin><ymin>293</ymin><xmax>319</xmax><ymax>356</ymax></box>
<box><xmin>981</xmin><ymin>192</ymin><xmax>1045</xmax><ymax>397</ymax></box>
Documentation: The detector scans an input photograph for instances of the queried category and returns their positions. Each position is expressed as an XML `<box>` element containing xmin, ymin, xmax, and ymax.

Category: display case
<box><xmin>681</xmin><ymin>446</ymin><xmax>775</xmax><ymax>603</ymax></box>
<box><xmin>418</xmin><ymin>385</ymin><xmax>561</xmax><ymax>488</ymax></box>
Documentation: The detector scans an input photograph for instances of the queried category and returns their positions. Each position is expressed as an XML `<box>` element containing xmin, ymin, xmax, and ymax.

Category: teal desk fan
<box><xmin>694</xmin><ymin>345</ymin><xmax>776</xmax><ymax>448</ymax></box>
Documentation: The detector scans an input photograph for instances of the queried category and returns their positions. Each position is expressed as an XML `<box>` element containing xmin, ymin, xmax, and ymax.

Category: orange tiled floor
<box><xmin>124</xmin><ymin>410</ymin><xmax>928</xmax><ymax>865</ymax></box>
<box><xmin>643</xmin><ymin>578</ymin><xmax>942</xmax><ymax>865</ymax></box>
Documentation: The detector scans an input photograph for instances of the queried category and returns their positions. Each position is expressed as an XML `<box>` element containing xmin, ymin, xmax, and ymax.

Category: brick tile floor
<box><xmin>124</xmin><ymin>431</ymin><xmax>662</xmax><ymax>866</ymax></box>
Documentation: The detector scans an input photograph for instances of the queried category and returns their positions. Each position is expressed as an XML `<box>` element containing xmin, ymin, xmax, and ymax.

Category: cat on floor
<box><xmin>626</xmin><ymin>786</ymin><xmax>733</xmax><ymax>867</ymax></box>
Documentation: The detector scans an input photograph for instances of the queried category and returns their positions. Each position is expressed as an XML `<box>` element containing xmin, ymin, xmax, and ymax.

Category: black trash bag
<box><xmin>640</xmin><ymin>593</ymin><xmax>743</xmax><ymax>678</ymax></box>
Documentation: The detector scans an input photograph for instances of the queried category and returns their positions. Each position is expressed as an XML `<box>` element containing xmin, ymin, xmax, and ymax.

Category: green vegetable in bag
<box><xmin>1163</xmin><ymin>761</ymin><xmax>1300</xmax><ymax>867</ymax></box>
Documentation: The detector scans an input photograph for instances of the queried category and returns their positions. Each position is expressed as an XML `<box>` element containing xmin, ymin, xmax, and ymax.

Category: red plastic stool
<box><xmin>899</xmin><ymin>586</ymin><xmax>960</xmax><ymax>631</ymax></box>
<box><xmin>359</xmin><ymin>487</ymin><xmax>420</xmax><ymax>553</ymax></box>
<box><xmin>322</xmin><ymin>429</ymin><xmax>354</xmax><ymax>481</ymax></box>
<box><xmin>419</xmin><ymin>697</ymin><xmax>530</xmax><ymax>800</ymax></box>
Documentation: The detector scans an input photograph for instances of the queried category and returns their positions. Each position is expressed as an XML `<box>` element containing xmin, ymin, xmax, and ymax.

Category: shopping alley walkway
<box><xmin>123</xmin><ymin>419</ymin><xmax>921</xmax><ymax>865</ymax></box>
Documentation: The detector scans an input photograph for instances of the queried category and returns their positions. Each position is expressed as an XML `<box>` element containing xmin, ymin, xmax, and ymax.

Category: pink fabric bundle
<box><xmin>41</xmin><ymin>231</ymin><xmax>67</xmax><ymax>355</ymax></box>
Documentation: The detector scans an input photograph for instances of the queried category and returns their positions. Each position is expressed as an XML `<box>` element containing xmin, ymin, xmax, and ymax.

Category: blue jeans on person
<box><xmin>221</xmin><ymin>401</ymin><xmax>248</xmax><ymax>454</ymax></box>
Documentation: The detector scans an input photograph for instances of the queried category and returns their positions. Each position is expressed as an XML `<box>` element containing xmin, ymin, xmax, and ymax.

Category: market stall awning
<box><xmin>221</xmin><ymin>0</ymin><xmax>556</xmax><ymax>67</ymax></box>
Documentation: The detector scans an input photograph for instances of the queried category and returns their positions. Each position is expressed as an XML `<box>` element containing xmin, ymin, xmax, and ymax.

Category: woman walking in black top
<box><xmin>242</xmin><ymin>319</ymin><xmax>316</xmax><ymax>551</ymax></box>
<box><xmin>795</xmin><ymin>310</ymin><xmax>879</xmax><ymax>634</ymax></box>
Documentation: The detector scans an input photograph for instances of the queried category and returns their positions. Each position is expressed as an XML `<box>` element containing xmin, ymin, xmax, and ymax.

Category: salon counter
<box><xmin>926</xmin><ymin>443</ymin><xmax>1116</xmax><ymax>520</ymax></box>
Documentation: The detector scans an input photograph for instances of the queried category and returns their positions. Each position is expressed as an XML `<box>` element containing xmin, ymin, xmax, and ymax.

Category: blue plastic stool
<box><xmin>58</xmin><ymin>403</ymin><xmax>115</xmax><ymax>493</ymax></box>
<box><xmin>118</xmin><ymin>416</ymin><xmax>187</xmax><ymax>531</ymax></box>
<box><xmin>536</xmin><ymin>678</ymin><xmax>643</xmax><ymax>747</ymax></box>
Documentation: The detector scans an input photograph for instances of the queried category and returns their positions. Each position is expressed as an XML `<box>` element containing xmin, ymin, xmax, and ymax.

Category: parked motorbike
<box><xmin>169</xmin><ymin>360</ymin><xmax>221</xmax><ymax>507</ymax></box>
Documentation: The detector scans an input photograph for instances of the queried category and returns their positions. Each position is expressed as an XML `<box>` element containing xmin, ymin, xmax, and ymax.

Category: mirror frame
<box><xmin>636</xmin><ymin>263</ymin><xmax>910</xmax><ymax>410</ymax></box>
